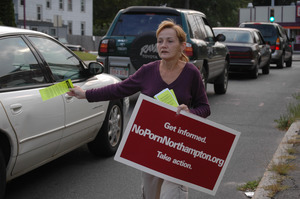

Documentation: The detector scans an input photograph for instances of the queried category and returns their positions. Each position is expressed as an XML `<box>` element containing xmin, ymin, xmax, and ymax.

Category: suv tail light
<box><xmin>275</xmin><ymin>37</ymin><xmax>280</xmax><ymax>50</ymax></box>
<box><xmin>99</xmin><ymin>39</ymin><xmax>116</xmax><ymax>54</ymax></box>
<box><xmin>270</xmin><ymin>37</ymin><xmax>281</xmax><ymax>51</ymax></box>
<box><xmin>99</xmin><ymin>39</ymin><xmax>109</xmax><ymax>53</ymax></box>
<box><xmin>184</xmin><ymin>42</ymin><xmax>193</xmax><ymax>57</ymax></box>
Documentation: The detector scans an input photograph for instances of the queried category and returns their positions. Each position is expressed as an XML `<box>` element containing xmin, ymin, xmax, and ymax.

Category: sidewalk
<box><xmin>293</xmin><ymin>52</ymin><xmax>300</xmax><ymax>61</ymax></box>
<box><xmin>252</xmin><ymin>121</ymin><xmax>300</xmax><ymax>199</ymax></box>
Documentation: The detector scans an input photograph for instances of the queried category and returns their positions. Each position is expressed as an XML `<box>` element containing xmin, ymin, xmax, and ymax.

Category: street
<box><xmin>5</xmin><ymin>62</ymin><xmax>300</xmax><ymax>199</ymax></box>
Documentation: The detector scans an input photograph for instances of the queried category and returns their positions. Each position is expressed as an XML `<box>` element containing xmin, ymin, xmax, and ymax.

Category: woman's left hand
<box><xmin>176</xmin><ymin>104</ymin><xmax>190</xmax><ymax>115</ymax></box>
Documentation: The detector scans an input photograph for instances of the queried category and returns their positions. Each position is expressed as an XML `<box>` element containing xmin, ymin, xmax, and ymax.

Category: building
<box><xmin>13</xmin><ymin>0</ymin><xmax>93</xmax><ymax>39</ymax></box>
<box><xmin>239</xmin><ymin>2</ymin><xmax>300</xmax><ymax>51</ymax></box>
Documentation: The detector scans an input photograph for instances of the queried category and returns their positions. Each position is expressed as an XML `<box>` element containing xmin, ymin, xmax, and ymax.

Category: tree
<box><xmin>93</xmin><ymin>0</ymin><xmax>250</xmax><ymax>35</ymax></box>
<box><xmin>253</xmin><ymin>0</ymin><xmax>297</xmax><ymax>6</ymax></box>
<box><xmin>0</xmin><ymin>0</ymin><xmax>16</xmax><ymax>27</ymax></box>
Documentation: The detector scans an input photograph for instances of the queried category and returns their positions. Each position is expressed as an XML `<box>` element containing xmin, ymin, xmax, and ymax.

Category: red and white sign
<box><xmin>114</xmin><ymin>94</ymin><xmax>240</xmax><ymax>195</ymax></box>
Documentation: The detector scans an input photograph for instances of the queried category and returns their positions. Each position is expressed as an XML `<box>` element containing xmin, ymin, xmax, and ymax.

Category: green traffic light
<box><xmin>270</xmin><ymin>16</ymin><xmax>275</xmax><ymax>22</ymax></box>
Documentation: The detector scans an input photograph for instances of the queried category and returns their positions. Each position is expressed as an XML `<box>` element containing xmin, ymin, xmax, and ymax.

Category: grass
<box><xmin>269</xmin><ymin>162</ymin><xmax>296</xmax><ymax>176</ymax></box>
<box><xmin>237</xmin><ymin>179</ymin><xmax>260</xmax><ymax>192</ymax></box>
<box><xmin>264</xmin><ymin>183</ymin><xmax>289</xmax><ymax>198</ymax></box>
<box><xmin>275</xmin><ymin>93</ymin><xmax>300</xmax><ymax>130</ymax></box>
<box><xmin>73</xmin><ymin>51</ymin><xmax>97</xmax><ymax>61</ymax></box>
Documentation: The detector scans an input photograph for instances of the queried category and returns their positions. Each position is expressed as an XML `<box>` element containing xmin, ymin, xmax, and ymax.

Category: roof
<box><xmin>213</xmin><ymin>27</ymin><xmax>259</xmax><ymax>32</ymax></box>
<box><xmin>0</xmin><ymin>25</ymin><xmax>49</xmax><ymax>37</ymax></box>
<box><xmin>240</xmin><ymin>21</ymin><xmax>280</xmax><ymax>26</ymax></box>
<box><xmin>121</xmin><ymin>6</ymin><xmax>205</xmax><ymax>16</ymax></box>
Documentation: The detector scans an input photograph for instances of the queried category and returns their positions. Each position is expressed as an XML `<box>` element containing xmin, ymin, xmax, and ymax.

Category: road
<box><xmin>5</xmin><ymin>63</ymin><xmax>300</xmax><ymax>199</ymax></box>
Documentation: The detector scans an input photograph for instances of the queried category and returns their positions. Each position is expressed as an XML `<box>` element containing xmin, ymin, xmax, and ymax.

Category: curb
<box><xmin>252</xmin><ymin>121</ymin><xmax>300</xmax><ymax>199</ymax></box>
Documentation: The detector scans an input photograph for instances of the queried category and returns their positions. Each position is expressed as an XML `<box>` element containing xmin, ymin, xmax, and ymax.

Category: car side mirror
<box><xmin>216</xmin><ymin>34</ymin><xmax>226</xmax><ymax>42</ymax></box>
<box><xmin>88</xmin><ymin>62</ymin><xmax>104</xmax><ymax>75</ymax></box>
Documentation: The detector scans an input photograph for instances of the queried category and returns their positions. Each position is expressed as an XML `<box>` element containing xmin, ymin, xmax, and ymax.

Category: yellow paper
<box><xmin>154</xmin><ymin>88</ymin><xmax>179</xmax><ymax>107</ymax></box>
<box><xmin>39</xmin><ymin>79</ymin><xmax>74</xmax><ymax>101</ymax></box>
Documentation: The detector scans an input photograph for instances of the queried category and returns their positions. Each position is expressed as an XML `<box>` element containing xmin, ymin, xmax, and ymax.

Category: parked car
<box><xmin>213</xmin><ymin>27</ymin><xmax>271</xmax><ymax>78</ymax></box>
<box><xmin>0</xmin><ymin>26</ymin><xmax>129</xmax><ymax>199</ymax></box>
<box><xmin>97</xmin><ymin>6</ymin><xmax>230</xmax><ymax>94</ymax></box>
<box><xmin>239</xmin><ymin>22</ymin><xmax>294</xmax><ymax>68</ymax></box>
<box><xmin>56</xmin><ymin>37</ymin><xmax>85</xmax><ymax>51</ymax></box>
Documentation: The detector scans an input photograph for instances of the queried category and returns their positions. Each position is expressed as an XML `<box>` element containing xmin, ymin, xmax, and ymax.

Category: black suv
<box><xmin>97</xmin><ymin>6</ymin><xmax>230</xmax><ymax>94</ymax></box>
<box><xmin>239</xmin><ymin>22</ymin><xmax>294</xmax><ymax>68</ymax></box>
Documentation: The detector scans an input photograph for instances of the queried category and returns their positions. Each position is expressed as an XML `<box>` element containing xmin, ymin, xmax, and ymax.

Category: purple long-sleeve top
<box><xmin>86</xmin><ymin>60</ymin><xmax>210</xmax><ymax>118</ymax></box>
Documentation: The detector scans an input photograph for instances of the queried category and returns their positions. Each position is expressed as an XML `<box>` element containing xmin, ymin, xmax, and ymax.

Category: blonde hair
<box><xmin>156</xmin><ymin>20</ymin><xmax>189</xmax><ymax>62</ymax></box>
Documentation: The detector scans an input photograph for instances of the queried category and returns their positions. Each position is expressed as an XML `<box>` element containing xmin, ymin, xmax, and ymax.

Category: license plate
<box><xmin>110</xmin><ymin>67</ymin><xmax>129</xmax><ymax>79</ymax></box>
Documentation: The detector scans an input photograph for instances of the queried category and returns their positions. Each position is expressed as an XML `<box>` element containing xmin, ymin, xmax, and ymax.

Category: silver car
<box><xmin>0</xmin><ymin>26</ymin><xmax>129</xmax><ymax>199</ymax></box>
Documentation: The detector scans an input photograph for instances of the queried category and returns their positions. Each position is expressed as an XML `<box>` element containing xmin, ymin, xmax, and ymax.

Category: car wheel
<box><xmin>250</xmin><ymin>63</ymin><xmax>259</xmax><ymax>79</ymax></box>
<box><xmin>129</xmin><ymin>32</ymin><xmax>160</xmax><ymax>71</ymax></box>
<box><xmin>262</xmin><ymin>58</ymin><xmax>270</xmax><ymax>74</ymax></box>
<box><xmin>88</xmin><ymin>100</ymin><xmax>123</xmax><ymax>157</ymax></box>
<box><xmin>214</xmin><ymin>60</ymin><xmax>228</xmax><ymax>94</ymax></box>
<box><xmin>286</xmin><ymin>56</ymin><xmax>292</xmax><ymax>67</ymax></box>
<box><xmin>0</xmin><ymin>149</ymin><xmax>6</xmax><ymax>199</ymax></box>
<box><xmin>277</xmin><ymin>54</ymin><xmax>284</xmax><ymax>68</ymax></box>
<box><xmin>200</xmin><ymin>66</ymin><xmax>207</xmax><ymax>91</ymax></box>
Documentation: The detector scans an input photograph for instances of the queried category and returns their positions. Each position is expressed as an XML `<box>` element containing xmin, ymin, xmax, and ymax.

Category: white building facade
<box><xmin>13</xmin><ymin>0</ymin><xmax>93</xmax><ymax>37</ymax></box>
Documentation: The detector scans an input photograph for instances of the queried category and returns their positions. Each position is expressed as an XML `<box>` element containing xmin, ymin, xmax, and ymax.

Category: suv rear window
<box><xmin>111</xmin><ymin>13</ymin><xmax>181</xmax><ymax>36</ymax></box>
<box><xmin>241</xmin><ymin>24</ymin><xmax>278</xmax><ymax>41</ymax></box>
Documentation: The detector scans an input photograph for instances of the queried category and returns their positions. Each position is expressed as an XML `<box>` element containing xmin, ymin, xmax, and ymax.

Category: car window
<box><xmin>29</xmin><ymin>36</ymin><xmax>84</xmax><ymax>81</ymax></box>
<box><xmin>214</xmin><ymin>30</ymin><xmax>253</xmax><ymax>43</ymax></box>
<box><xmin>242</xmin><ymin>24</ymin><xmax>276</xmax><ymax>37</ymax></box>
<box><xmin>202</xmin><ymin>18</ymin><xmax>214</xmax><ymax>42</ymax></box>
<box><xmin>111</xmin><ymin>13</ymin><xmax>181</xmax><ymax>36</ymax></box>
<box><xmin>0</xmin><ymin>37</ymin><xmax>46</xmax><ymax>89</ymax></box>
<box><xmin>187</xmin><ymin>14</ymin><xmax>204</xmax><ymax>39</ymax></box>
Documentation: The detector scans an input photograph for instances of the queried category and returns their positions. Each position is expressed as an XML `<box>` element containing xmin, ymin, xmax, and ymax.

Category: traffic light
<box><xmin>270</xmin><ymin>8</ymin><xmax>275</xmax><ymax>22</ymax></box>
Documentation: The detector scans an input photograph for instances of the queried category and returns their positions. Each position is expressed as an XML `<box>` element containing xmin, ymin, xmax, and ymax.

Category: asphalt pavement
<box><xmin>251</xmin><ymin>53</ymin><xmax>300</xmax><ymax>199</ymax></box>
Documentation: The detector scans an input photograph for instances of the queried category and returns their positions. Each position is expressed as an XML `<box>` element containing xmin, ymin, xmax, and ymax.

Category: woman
<box><xmin>68</xmin><ymin>20</ymin><xmax>210</xmax><ymax>199</ymax></box>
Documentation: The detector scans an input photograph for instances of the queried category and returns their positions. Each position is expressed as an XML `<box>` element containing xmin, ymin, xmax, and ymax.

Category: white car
<box><xmin>0</xmin><ymin>26</ymin><xmax>129</xmax><ymax>198</ymax></box>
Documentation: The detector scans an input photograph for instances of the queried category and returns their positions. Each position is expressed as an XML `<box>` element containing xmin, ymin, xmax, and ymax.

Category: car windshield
<box><xmin>215</xmin><ymin>30</ymin><xmax>253</xmax><ymax>43</ymax></box>
<box><xmin>111</xmin><ymin>13</ymin><xmax>181</xmax><ymax>36</ymax></box>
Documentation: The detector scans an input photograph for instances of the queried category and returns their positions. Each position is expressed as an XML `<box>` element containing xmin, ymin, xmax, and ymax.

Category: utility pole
<box><xmin>185</xmin><ymin>0</ymin><xmax>190</xmax><ymax>9</ymax></box>
<box><xmin>23</xmin><ymin>0</ymin><xmax>26</xmax><ymax>28</ymax></box>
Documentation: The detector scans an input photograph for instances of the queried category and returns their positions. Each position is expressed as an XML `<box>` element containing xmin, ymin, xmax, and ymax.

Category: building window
<box><xmin>59</xmin><ymin>0</ymin><xmax>64</xmax><ymax>10</ymax></box>
<box><xmin>50</xmin><ymin>28</ymin><xmax>56</xmax><ymax>36</ymax></box>
<box><xmin>46</xmin><ymin>0</ymin><xmax>51</xmax><ymax>9</ymax></box>
<box><xmin>81</xmin><ymin>22</ymin><xmax>85</xmax><ymax>35</ymax></box>
<box><xmin>80</xmin><ymin>0</ymin><xmax>85</xmax><ymax>12</ymax></box>
<box><xmin>68</xmin><ymin>0</ymin><xmax>72</xmax><ymax>11</ymax></box>
<box><xmin>20</xmin><ymin>0</ymin><xmax>24</xmax><ymax>6</ymax></box>
<box><xmin>68</xmin><ymin>21</ymin><xmax>72</xmax><ymax>35</ymax></box>
<box><xmin>37</xmin><ymin>5</ymin><xmax>42</xmax><ymax>21</ymax></box>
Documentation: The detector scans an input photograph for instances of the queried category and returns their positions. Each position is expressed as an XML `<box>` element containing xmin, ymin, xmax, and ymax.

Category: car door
<box><xmin>27</xmin><ymin>36</ymin><xmax>107</xmax><ymax>155</ymax></box>
<box><xmin>0</xmin><ymin>36</ymin><xmax>64</xmax><ymax>176</ymax></box>
<box><xmin>255</xmin><ymin>31</ymin><xmax>270</xmax><ymax>66</ymax></box>
<box><xmin>195</xmin><ymin>15</ymin><xmax>225</xmax><ymax>78</ymax></box>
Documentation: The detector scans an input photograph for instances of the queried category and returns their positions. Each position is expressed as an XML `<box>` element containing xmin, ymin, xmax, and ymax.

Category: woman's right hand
<box><xmin>67</xmin><ymin>85</ymin><xmax>87</xmax><ymax>99</ymax></box>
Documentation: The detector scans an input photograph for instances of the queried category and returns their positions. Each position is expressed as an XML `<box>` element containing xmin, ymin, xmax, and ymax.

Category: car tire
<box><xmin>250</xmin><ymin>62</ymin><xmax>259</xmax><ymax>79</ymax></box>
<box><xmin>214</xmin><ymin>60</ymin><xmax>228</xmax><ymax>94</ymax></box>
<box><xmin>88</xmin><ymin>100</ymin><xmax>123</xmax><ymax>157</ymax></box>
<box><xmin>0</xmin><ymin>149</ymin><xmax>6</xmax><ymax>199</ymax></box>
<box><xmin>200</xmin><ymin>66</ymin><xmax>207</xmax><ymax>91</ymax></box>
<box><xmin>129</xmin><ymin>32</ymin><xmax>160</xmax><ymax>71</ymax></box>
<box><xmin>286</xmin><ymin>56</ymin><xmax>292</xmax><ymax>67</ymax></box>
<box><xmin>262</xmin><ymin>58</ymin><xmax>270</xmax><ymax>74</ymax></box>
<box><xmin>277</xmin><ymin>54</ymin><xmax>284</xmax><ymax>68</ymax></box>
